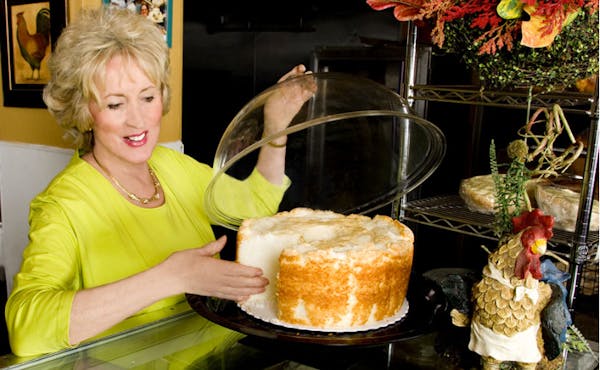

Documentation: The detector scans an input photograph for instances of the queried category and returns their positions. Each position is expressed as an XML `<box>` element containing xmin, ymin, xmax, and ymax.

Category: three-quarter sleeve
<box><xmin>6</xmin><ymin>198</ymin><xmax>80</xmax><ymax>356</ymax></box>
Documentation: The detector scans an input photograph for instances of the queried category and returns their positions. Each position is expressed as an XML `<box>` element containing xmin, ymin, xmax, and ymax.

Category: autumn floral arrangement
<box><xmin>367</xmin><ymin>0</ymin><xmax>599</xmax><ymax>91</ymax></box>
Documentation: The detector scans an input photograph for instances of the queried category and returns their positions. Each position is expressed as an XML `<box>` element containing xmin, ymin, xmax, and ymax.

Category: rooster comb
<box><xmin>512</xmin><ymin>209</ymin><xmax>554</xmax><ymax>239</ymax></box>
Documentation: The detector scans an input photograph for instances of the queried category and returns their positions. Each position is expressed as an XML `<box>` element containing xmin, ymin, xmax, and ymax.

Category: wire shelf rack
<box><xmin>403</xmin><ymin>194</ymin><xmax>599</xmax><ymax>260</ymax></box>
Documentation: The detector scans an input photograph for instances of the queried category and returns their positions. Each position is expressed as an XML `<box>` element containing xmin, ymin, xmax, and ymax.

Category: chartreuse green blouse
<box><xmin>5</xmin><ymin>145</ymin><xmax>290</xmax><ymax>357</ymax></box>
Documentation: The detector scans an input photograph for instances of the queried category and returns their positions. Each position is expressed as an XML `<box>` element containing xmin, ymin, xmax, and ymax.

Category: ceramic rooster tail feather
<box><xmin>539</xmin><ymin>260</ymin><xmax>572</xmax><ymax>361</ymax></box>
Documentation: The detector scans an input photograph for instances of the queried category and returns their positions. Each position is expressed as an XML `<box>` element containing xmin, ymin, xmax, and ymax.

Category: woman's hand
<box><xmin>69</xmin><ymin>236</ymin><xmax>265</xmax><ymax>345</ymax></box>
<box><xmin>256</xmin><ymin>64</ymin><xmax>317</xmax><ymax>185</ymax></box>
<box><xmin>164</xmin><ymin>236</ymin><xmax>268</xmax><ymax>302</ymax></box>
<box><xmin>263</xmin><ymin>64</ymin><xmax>317</xmax><ymax>142</ymax></box>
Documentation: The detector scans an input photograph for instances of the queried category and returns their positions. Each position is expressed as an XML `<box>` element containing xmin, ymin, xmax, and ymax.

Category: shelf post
<box><xmin>392</xmin><ymin>21</ymin><xmax>418</xmax><ymax>221</ymax></box>
<box><xmin>403</xmin><ymin>21</ymin><xmax>417</xmax><ymax>108</ymax></box>
<box><xmin>567</xmin><ymin>81</ymin><xmax>600</xmax><ymax>308</ymax></box>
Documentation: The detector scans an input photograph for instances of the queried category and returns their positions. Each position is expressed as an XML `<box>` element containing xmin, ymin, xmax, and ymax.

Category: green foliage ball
<box><xmin>442</xmin><ymin>11</ymin><xmax>599</xmax><ymax>91</ymax></box>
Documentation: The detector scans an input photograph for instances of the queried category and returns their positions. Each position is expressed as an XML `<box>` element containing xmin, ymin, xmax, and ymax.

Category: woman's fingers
<box><xmin>278</xmin><ymin>64</ymin><xmax>307</xmax><ymax>82</ymax></box>
<box><xmin>197</xmin><ymin>235</ymin><xmax>227</xmax><ymax>257</ymax></box>
<box><xmin>217</xmin><ymin>262</ymin><xmax>268</xmax><ymax>297</ymax></box>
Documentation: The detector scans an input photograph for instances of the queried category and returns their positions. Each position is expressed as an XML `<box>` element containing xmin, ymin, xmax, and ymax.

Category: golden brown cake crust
<box><xmin>277</xmin><ymin>240</ymin><xmax>413</xmax><ymax>327</ymax></box>
<box><xmin>236</xmin><ymin>208</ymin><xmax>414</xmax><ymax>329</ymax></box>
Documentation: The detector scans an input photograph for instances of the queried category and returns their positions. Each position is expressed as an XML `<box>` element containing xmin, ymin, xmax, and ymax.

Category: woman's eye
<box><xmin>107</xmin><ymin>103</ymin><xmax>122</xmax><ymax>110</ymax></box>
<box><xmin>143</xmin><ymin>96</ymin><xmax>155</xmax><ymax>103</ymax></box>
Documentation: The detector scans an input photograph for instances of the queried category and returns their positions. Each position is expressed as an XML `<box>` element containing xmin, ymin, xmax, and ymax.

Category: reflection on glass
<box><xmin>206</xmin><ymin>72</ymin><xmax>446</xmax><ymax>229</ymax></box>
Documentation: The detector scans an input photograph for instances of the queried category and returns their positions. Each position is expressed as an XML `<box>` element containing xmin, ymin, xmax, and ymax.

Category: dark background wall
<box><xmin>182</xmin><ymin>1</ymin><xmax>408</xmax><ymax>164</ymax></box>
<box><xmin>180</xmin><ymin>1</ymin><xmax>485</xmax><ymax>190</ymax></box>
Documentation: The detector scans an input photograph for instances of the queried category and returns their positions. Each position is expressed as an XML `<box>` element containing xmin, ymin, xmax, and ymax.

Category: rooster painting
<box><xmin>451</xmin><ymin>209</ymin><xmax>571</xmax><ymax>369</ymax></box>
<box><xmin>15</xmin><ymin>7</ymin><xmax>51</xmax><ymax>81</ymax></box>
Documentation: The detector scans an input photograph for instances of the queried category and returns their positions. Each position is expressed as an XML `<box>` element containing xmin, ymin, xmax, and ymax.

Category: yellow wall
<box><xmin>0</xmin><ymin>0</ymin><xmax>183</xmax><ymax>148</ymax></box>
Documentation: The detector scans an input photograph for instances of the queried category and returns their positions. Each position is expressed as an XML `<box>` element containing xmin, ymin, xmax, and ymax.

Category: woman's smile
<box><xmin>124</xmin><ymin>131</ymin><xmax>149</xmax><ymax>147</ymax></box>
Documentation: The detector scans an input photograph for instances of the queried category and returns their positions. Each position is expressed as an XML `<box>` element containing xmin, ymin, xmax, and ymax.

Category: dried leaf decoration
<box><xmin>367</xmin><ymin>0</ymin><xmax>598</xmax><ymax>54</ymax></box>
<box><xmin>367</xmin><ymin>0</ymin><xmax>599</xmax><ymax>90</ymax></box>
<box><xmin>366</xmin><ymin>0</ymin><xmax>426</xmax><ymax>21</ymax></box>
<box><xmin>521</xmin><ymin>6</ymin><xmax>580</xmax><ymax>47</ymax></box>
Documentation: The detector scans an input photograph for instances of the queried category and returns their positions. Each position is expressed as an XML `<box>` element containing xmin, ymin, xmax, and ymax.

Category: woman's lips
<box><xmin>124</xmin><ymin>131</ymin><xmax>148</xmax><ymax>147</ymax></box>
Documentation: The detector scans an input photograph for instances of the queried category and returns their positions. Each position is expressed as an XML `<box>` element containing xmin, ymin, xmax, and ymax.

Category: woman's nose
<box><xmin>126</xmin><ymin>103</ymin><xmax>145</xmax><ymax>128</ymax></box>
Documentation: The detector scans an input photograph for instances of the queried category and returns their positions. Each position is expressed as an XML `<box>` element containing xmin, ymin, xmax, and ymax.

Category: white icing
<box><xmin>292</xmin><ymin>300</ymin><xmax>308</xmax><ymax>321</ymax></box>
<box><xmin>238</xmin><ymin>233</ymin><xmax>300</xmax><ymax>304</ymax></box>
<box><xmin>366</xmin><ymin>304</ymin><xmax>379</xmax><ymax>325</ymax></box>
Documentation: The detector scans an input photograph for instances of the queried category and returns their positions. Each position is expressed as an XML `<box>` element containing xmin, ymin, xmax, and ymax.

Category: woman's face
<box><xmin>89</xmin><ymin>55</ymin><xmax>162</xmax><ymax>167</ymax></box>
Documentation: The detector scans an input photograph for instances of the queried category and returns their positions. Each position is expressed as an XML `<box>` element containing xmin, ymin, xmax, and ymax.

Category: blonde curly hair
<box><xmin>43</xmin><ymin>6</ymin><xmax>171</xmax><ymax>152</ymax></box>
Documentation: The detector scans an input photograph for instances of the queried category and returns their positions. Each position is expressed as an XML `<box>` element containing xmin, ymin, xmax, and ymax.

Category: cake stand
<box><xmin>186</xmin><ymin>276</ymin><xmax>441</xmax><ymax>346</ymax></box>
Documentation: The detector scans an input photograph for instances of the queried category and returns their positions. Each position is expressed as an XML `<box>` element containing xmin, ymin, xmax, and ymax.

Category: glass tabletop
<box><xmin>0</xmin><ymin>275</ymin><xmax>439</xmax><ymax>369</ymax></box>
<box><xmin>0</xmin><ymin>298</ymin><xmax>595</xmax><ymax>369</ymax></box>
<box><xmin>0</xmin><ymin>310</ymin><xmax>212</xmax><ymax>369</ymax></box>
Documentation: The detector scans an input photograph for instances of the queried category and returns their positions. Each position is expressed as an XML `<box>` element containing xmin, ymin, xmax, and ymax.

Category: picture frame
<box><xmin>0</xmin><ymin>0</ymin><xmax>66</xmax><ymax>108</ymax></box>
<box><xmin>103</xmin><ymin>0</ymin><xmax>172</xmax><ymax>48</ymax></box>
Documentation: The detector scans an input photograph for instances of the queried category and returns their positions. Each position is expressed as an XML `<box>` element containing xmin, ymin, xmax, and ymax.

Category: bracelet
<box><xmin>263</xmin><ymin>133</ymin><xmax>287</xmax><ymax>148</ymax></box>
<box><xmin>267</xmin><ymin>140</ymin><xmax>287</xmax><ymax>148</ymax></box>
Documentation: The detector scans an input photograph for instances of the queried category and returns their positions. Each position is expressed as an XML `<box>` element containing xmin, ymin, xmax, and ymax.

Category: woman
<box><xmin>5</xmin><ymin>6</ymin><xmax>314</xmax><ymax>357</ymax></box>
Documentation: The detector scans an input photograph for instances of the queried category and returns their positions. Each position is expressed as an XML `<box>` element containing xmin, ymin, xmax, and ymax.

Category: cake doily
<box><xmin>238</xmin><ymin>297</ymin><xmax>409</xmax><ymax>332</ymax></box>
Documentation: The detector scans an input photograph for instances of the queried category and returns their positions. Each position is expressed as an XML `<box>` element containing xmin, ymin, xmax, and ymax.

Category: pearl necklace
<box><xmin>92</xmin><ymin>151</ymin><xmax>161</xmax><ymax>205</ymax></box>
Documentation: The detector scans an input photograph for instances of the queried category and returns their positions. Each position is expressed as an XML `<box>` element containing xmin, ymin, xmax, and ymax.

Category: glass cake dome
<box><xmin>204</xmin><ymin>72</ymin><xmax>446</xmax><ymax>230</ymax></box>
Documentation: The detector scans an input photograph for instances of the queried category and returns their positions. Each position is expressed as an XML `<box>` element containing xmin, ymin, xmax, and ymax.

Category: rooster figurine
<box><xmin>15</xmin><ymin>8</ymin><xmax>51</xmax><ymax>80</ymax></box>
<box><xmin>452</xmin><ymin>209</ymin><xmax>559</xmax><ymax>369</ymax></box>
